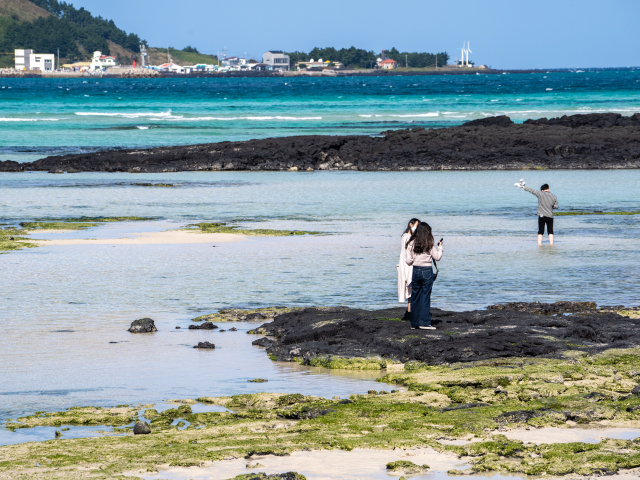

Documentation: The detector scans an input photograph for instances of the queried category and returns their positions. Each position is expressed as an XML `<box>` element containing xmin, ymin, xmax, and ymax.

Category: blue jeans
<box><xmin>410</xmin><ymin>266</ymin><xmax>434</xmax><ymax>327</ymax></box>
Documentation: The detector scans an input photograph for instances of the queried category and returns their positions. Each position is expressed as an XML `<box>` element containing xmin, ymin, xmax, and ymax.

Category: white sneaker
<box><xmin>418</xmin><ymin>326</ymin><xmax>436</xmax><ymax>330</ymax></box>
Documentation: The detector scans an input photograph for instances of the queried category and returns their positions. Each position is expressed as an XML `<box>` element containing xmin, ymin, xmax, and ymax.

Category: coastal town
<box><xmin>7</xmin><ymin>46</ymin><xmax>483</xmax><ymax>76</ymax></box>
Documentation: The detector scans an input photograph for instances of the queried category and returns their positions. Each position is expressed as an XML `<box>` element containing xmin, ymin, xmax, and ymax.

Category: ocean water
<box><xmin>1</xmin><ymin>72</ymin><xmax>640</xmax><ymax>447</ymax></box>
<box><xmin>1</xmin><ymin>69</ymin><xmax>639</xmax><ymax>161</ymax></box>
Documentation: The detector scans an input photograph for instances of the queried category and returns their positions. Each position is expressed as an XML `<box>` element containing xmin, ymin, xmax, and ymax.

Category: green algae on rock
<box><xmin>192</xmin><ymin>307</ymin><xmax>302</xmax><ymax>323</ymax></box>
<box><xmin>386</xmin><ymin>460</ymin><xmax>429</xmax><ymax>473</ymax></box>
<box><xmin>183</xmin><ymin>222</ymin><xmax>322</xmax><ymax>237</ymax></box>
<box><xmin>5</xmin><ymin>406</ymin><xmax>140</xmax><ymax>431</ymax></box>
<box><xmin>0</xmin><ymin>227</ymin><xmax>36</xmax><ymax>252</ymax></box>
<box><xmin>228</xmin><ymin>473</ymin><xmax>307</xmax><ymax>480</ymax></box>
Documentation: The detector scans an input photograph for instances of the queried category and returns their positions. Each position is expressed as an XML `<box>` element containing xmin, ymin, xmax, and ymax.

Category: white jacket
<box><xmin>397</xmin><ymin>233</ymin><xmax>413</xmax><ymax>302</ymax></box>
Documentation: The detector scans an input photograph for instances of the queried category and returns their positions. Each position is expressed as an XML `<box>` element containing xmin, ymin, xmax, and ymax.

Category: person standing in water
<box><xmin>516</xmin><ymin>183</ymin><xmax>559</xmax><ymax>245</ymax></box>
<box><xmin>398</xmin><ymin>218</ymin><xmax>420</xmax><ymax>321</ymax></box>
<box><xmin>405</xmin><ymin>222</ymin><xmax>442</xmax><ymax>330</ymax></box>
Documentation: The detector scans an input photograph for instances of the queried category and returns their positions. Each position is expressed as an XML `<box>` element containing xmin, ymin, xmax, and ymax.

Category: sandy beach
<box><xmin>29</xmin><ymin>229</ymin><xmax>247</xmax><ymax>246</ymax></box>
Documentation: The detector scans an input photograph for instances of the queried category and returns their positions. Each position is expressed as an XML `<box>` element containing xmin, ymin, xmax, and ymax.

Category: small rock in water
<box><xmin>219</xmin><ymin>329</ymin><xmax>226</xmax><ymax>332</ymax></box>
<box><xmin>229</xmin><ymin>327</ymin><xmax>238</xmax><ymax>331</ymax></box>
<box><xmin>246</xmin><ymin>462</ymin><xmax>265</xmax><ymax>469</ymax></box>
<box><xmin>194</xmin><ymin>342</ymin><xmax>215</xmax><ymax>349</ymax></box>
<box><xmin>54</xmin><ymin>430</ymin><xmax>61</xmax><ymax>438</ymax></box>
<box><xmin>175</xmin><ymin>326</ymin><xmax>181</xmax><ymax>329</ymax></box>
<box><xmin>128</xmin><ymin>318</ymin><xmax>157</xmax><ymax>333</ymax></box>
<box><xmin>133</xmin><ymin>421</ymin><xmax>151</xmax><ymax>435</ymax></box>
<box><xmin>188</xmin><ymin>322</ymin><xmax>218</xmax><ymax>330</ymax></box>
<box><xmin>248</xmin><ymin>378</ymin><xmax>268</xmax><ymax>383</ymax></box>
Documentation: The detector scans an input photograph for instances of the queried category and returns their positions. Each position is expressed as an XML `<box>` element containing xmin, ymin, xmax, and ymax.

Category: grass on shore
<box><xmin>3</xmin><ymin>348</ymin><xmax>640</xmax><ymax>478</ymax></box>
<box><xmin>184</xmin><ymin>222</ymin><xmax>322</xmax><ymax>237</ymax></box>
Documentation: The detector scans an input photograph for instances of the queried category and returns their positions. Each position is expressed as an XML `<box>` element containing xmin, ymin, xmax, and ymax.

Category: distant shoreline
<box><xmin>0</xmin><ymin>67</ymin><xmax>616</xmax><ymax>79</ymax></box>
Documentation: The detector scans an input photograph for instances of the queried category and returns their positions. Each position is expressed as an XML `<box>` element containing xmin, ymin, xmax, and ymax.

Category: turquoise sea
<box><xmin>1</xmin><ymin>71</ymin><xmax>639</xmax><ymax>447</ymax></box>
<box><xmin>1</xmin><ymin>69</ymin><xmax>639</xmax><ymax>161</ymax></box>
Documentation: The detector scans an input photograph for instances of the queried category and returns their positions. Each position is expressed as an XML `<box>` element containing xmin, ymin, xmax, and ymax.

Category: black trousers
<box><xmin>538</xmin><ymin>216</ymin><xmax>554</xmax><ymax>235</ymax></box>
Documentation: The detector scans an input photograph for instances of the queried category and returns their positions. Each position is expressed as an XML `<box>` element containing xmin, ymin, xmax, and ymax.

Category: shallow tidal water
<box><xmin>1</xmin><ymin>169</ymin><xmax>640</xmax><ymax>446</ymax></box>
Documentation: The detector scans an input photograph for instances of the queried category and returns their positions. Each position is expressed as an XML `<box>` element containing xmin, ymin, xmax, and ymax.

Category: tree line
<box><xmin>287</xmin><ymin>46</ymin><xmax>450</xmax><ymax>68</ymax></box>
<box><xmin>0</xmin><ymin>0</ymin><xmax>146</xmax><ymax>64</ymax></box>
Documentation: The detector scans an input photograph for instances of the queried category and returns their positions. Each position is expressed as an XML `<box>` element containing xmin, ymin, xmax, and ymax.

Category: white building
<box><xmin>15</xmin><ymin>49</ymin><xmax>55</xmax><ymax>71</ymax></box>
<box><xmin>262</xmin><ymin>51</ymin><xmax>290</xmax><ymax>71</ymax></box>
<box><xmin>90</xmin><ymin>51</ymin><xmax>116</xmax><ymax>71</ymax></box>
<box><xmin>158</xmin><ymin>63</ymin><xmax>185</xmax><ymax>73</ymax></box>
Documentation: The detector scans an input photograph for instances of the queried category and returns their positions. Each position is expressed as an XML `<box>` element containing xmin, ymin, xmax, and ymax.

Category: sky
<box><xmin>69</xmin><ymin>0</ymin><xmax>638</xmax><ymax>69</ymax></box>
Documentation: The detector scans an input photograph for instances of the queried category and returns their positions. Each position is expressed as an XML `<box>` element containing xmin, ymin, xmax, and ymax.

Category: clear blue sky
<box><xmin>70</xmin><ymin>0</ymin><xmax>637</xmax><ymax>69</ymax></box>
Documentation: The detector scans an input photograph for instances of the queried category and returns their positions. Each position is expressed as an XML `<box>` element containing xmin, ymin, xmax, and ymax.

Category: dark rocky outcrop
<box><xmin>128</xmin><ymin>318</ymin><xmax>157</xmax><ymax>333</ymax></box>
<box><xmin>194</xmin><ymin>342</ymin><xmax>215</xmax><ymax>349</ymax></box>
<box><xmin>2</xmin><ymin>113</ymin><xmax>639</xmax><ymax>173</ymax></box>
<box><xmin>188</xmin><ymin>322</ymin><xmax>218</xmax><ymax>330</ymax></box>
<box><xmin>133</xmin><ymin>421</ymin><xmax>151</xmax><ymax>434</ymax></box>
<box><xmin>252</xmin><ymin>303</ymin><xmax>640</xmax><ymax>365</ymax></box>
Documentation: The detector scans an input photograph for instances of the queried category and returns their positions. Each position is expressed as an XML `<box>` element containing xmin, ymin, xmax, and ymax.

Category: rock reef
<box><xmin>1</xmin><ymin>113</ymin><xmax>639</xmax><ymax>173</ymax></box>
<box><xmin>251</xmin><ymin>303</ymin><xmax>640</xmax><ymax>366</ymax></box>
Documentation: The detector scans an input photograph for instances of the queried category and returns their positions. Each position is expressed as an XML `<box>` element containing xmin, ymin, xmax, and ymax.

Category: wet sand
<box><xmin>130</xmin><ymin>447</ymin><xmax>468</xmax><ymax>480</ymax></box>
<box><xmin>29</xmin><ymin>229</ymin><xmax>247</xmax><ymax>246</ymax></box>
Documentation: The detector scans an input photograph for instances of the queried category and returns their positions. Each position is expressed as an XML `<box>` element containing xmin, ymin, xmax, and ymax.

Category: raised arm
<box><xmin>431</xmin><ymin>245</ymin><xmax>443</xmax><ymax>261</ymax></box>
<box><xmin>553</xmin><ymin>196</ymin><xmax>559</xmax><ymax>209</ymax></box>
<box><xmin>523</xmin><ymin>186</ymin><xmax>541</xmax><ymax>198</ymax></box>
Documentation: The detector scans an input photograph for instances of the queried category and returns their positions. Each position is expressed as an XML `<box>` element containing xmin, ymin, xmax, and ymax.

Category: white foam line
<box><xmin>172</xmin><ymin>116</ymin><xmax>323</xmax><ymax>121</ymax></box>
<box><xmin>0</xmin><ymin>118</ymin><xmax>60</xmax><ymax>122</ymax></box>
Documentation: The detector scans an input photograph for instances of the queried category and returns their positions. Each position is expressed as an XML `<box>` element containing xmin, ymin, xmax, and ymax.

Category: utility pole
<box><xmin>435</xmin><ymin>53</ymin><xmax>437</xmax><ymax>70</ymax></box>
<box><xmin>405</xmin><ymin>54</ymin><xmax>408</xmax><ymax>68</ymax></box>
<box><xmin>57</xmin><ymin>47</ymin><xmax>59</xmax><ymax>71</ymax></box>
<box><xmin>167</xmin><ymin>47</ymin><xmax>170</xmax><ymax>63</ymax></box>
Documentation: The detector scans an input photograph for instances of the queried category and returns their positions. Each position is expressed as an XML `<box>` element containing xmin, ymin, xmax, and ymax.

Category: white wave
<box><xmin>75</xmin><ymin>110</ymin><xmax>182</xmax><ymax>119</ymax></box>
<box><xmin>136</xmin><ymin>126</ymin><xmax>150</xmax><ymax>130</ymax></box>
<box><xmin>0</xmin><ymin>118</ymin><xmax>59</xmax><ymax>122</ymax></box>
<box><xmin>546</xmin><ymin>88</ymin><xmax>553</xmax><ymax>91</ymax></box>
<box><xmin>375</xmin><ymin>112</ymin><xmax>439</xmax><ymax>118</ymax></box>
<box><xmin>173</xmin><ymin>116</ymin><xmax>323</xmax><ymax>121</ymax></box>
<box><xmin>359</xmin><ymin>115</ymin><xmax>373</xmax><ymax>118</ymax></box>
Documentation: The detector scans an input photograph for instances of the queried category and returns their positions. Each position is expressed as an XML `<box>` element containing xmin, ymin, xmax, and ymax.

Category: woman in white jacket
<box><xmin>398</xmin><ymin>218</ymin><xmax>420</xmax><ymax>320</ymax></box>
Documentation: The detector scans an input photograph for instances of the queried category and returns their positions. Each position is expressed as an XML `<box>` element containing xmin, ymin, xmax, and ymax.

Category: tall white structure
<box><xmin>140</xmin><ymin>45</ymin><xmax>147</xmax><ymax>68</ymax></box>
<box><xmin>15</xmin><ymin>49</ymin><xmax>55</xmax><ymax>71</ymax></box>
<box><xmin>465</xmin><ymin>42</ymin><xmax>472</xmax><ymax>67</ymax></box>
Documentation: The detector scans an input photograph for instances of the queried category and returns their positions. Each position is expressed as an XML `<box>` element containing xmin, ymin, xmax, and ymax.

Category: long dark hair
<box><xmin>403</xmin><ymin>218</ymin><xmax>420</xmax><ymax>236</ymax></box>
<box><xmin>406</xmin><ymin>222</ymin><xmax>434</xmax><ymax>254</ymax></box>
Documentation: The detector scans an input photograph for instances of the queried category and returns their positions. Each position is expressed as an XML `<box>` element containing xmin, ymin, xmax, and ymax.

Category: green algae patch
<box><xmin>386</xmin><ymin>460</ymin><xmax>429</xmax><ymax>473</ymax></box>
<box><xmin>192</xmin><ymin>307</ymin><xmax>303</xmax><ymax>323</ymax></box>
<box><xmin>5</xmin><ymin>406</ymin><xmax>139</xmax><ymax>430</ymax></box>
<box><xmin>307</xmin><ymin>356</ymin><xmax>397</xmax><ymax>370</ymax></box>
<box><xmin>36</xmin><ymin>216</ymin><xmax>156</xmax><ymax>222</ymax></box>
<box><xmin>183</xmin><ymin>222</ymin><xmax>322</xmax><ymax>237</ymax></box>
<box><xmin>0</xmin><ymin>227</ymin><xmax>36</xmax><ymax>252</ymax></box>
<box><xmin>20</xmin><ymin>221</ymin><xmax>101</xmax><ymax>230</ymax></box>
<box><xmin>230</xmin><ymin>473</ymin><xmax>307</xmax><ymax>480</ymax></box>
<box><xmin>4</xmin><ymin>350</ymin><xmax>640</xmax><ymax>478</ymax></box>
<box><xmin>556</xmin><ymin>210</ymin><xmax>640</xmax><ymax>216</ymax></box>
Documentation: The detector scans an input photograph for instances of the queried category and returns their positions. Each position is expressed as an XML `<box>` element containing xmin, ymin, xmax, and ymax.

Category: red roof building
<box><xmin>380</xmin><ymin>59</ymin><xmax>398</xmax><ymax>70</ymax></box>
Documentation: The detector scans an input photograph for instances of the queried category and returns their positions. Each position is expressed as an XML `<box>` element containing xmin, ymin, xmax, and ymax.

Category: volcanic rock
<box><xmin>128</xmin><ymin>318</ymin><xmax>157</xmax><ymax>333</ymax></box>
<box><xmin>194</xmin><ymin>342</ymin><xmax>215</xmax><ymax>349</ymax></box>
<box><xmin>188</xmin><ymin>322</ymin><xmax>218</xmax><ymax>330</ymax></box>
<box><xmin>133</xmin><ymin>421</ymin><xmax>151</xmax><ymax>434</ymax></box>
<box><xmin>253</xmin><ymin>303</ymin><xmax>640</xmax><ymax>365</ymax></box>
<box><xmin>2</xmin><ymin>113</ymin><xmax>640</xmax><ymax>173</ymax></box>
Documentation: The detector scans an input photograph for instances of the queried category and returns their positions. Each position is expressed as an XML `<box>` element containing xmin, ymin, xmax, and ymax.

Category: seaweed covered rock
<box><xmin>194</xmin><ymin>342</ymin><xmax>216</xmax><ymax>349</ymax></box>
<box><xmin>133</xmin><ymin>421</ymin><xmax>150</xmax><ymax>435</ymax></box>
<box><xmin>128</xmin><ymin>318</ymin><xmax>157</xmax><ymax>333</ymax></box>
<box><xmin>487</xmin><ymin>301</ymin><xmax>597</xmax><ymax>315</ymax></box>
<box><xmin>228</xmin><ymin>473</ymin><xmax>306</xmax><ymax>480</ymax></box>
